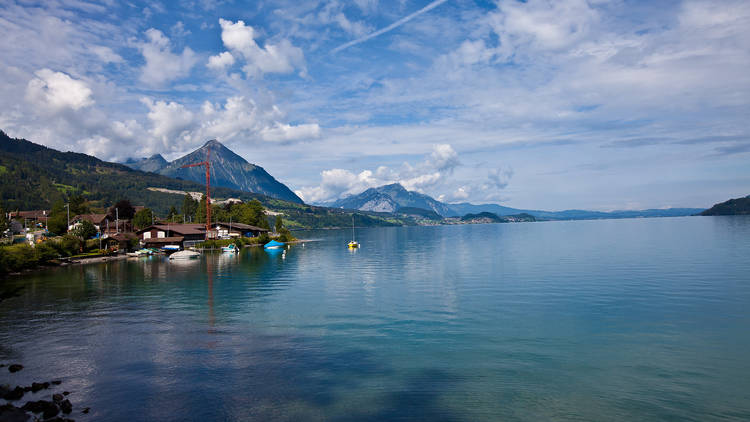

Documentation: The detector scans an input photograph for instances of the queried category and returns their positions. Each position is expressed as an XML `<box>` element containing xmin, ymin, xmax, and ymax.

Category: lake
<box><xmin>1</xmin><ymin>216</ymin><xmax>749</xmax><ymax>421</ymax></box>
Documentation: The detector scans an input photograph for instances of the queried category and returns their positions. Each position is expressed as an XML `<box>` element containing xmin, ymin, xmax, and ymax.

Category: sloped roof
<box><xmin>10</xmin><ymin>210</ymin><xmax>50</xmax><ymax>219</ymax></box>
<box><xmin>74</xmin><ymin>214</ymin><xmax>110</xmax><ymax>224</ymax></box>
<box><xmin>137</xmin><ymin>224</ymin><xmax>206</xmax><ymax>235</ymax></box>
<box><xmin>142</xmin><ymin>236</ymin><xmax>185</xmax><ymax>244</ymax></box>
<box><xmin>214</xmin><ymin>221</ymin><xmax>268</xmax><ymax>232</ymax></box>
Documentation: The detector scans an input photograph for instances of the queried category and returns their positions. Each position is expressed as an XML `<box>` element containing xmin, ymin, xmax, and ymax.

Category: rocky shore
<box><xmin>0</xmin><ymin>363</ymin><xmax>89</xmax><ymax>422</ymax></box>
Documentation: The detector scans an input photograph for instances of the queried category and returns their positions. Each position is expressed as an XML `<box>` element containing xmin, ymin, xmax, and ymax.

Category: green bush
<box><xmin>72</xmin><ymin>219</ymin><xmax>97</xmax><ymax>239</ymax></box>
<box><xmin>60</xmin><ymin>234</ymin><xmax>83</xmax><ymax>255</ymax></box>
<box><xmin>34</xmin><ymin>242</ymin><xmax>60</xmax><ymax>262</ymax></box>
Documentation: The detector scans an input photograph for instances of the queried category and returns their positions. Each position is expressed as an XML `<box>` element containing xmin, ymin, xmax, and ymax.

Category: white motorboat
<box><xmin>169</xmin><ymin>250</ymin><xmax>201</xmax><ymax>260</ymax></box>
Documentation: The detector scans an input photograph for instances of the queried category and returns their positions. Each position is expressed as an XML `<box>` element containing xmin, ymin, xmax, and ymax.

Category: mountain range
<box><xmin>2</xmin><ymin>129</ymin><xmax>708</xmax><ymax>223</ymax></box>
<box><xmin>0</xmin><ymin>130</ymin><xmax>407</xmax><ymax>229</ymax></box>
<box><xmin>124</xmin><ymin>140</ymin><xmax>302</xmax><ymax>203</ymax></box>
<box><xmin>324</xmin><ymin>183</ymin><xmax>705</xmax><ymax>220</ymax></box>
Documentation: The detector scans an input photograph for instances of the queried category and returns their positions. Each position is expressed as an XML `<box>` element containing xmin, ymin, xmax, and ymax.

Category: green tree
<box><xmin>69</xmin><ymin>194</ymin><xmax>89</xmax><ymax>215</ymax></box>
<box><xmin>167</xmin><ymin>205</ymin><xmax>178</xmax><ymax>220</ymax></box>
<box><xmin>110</xmin><ymin>199</ymin><xmax>135</xmax><ymax>220</ymax></box>
<box><xmin>195</xmin><ymin>195</ymin><xmax>207</xmax><ymax>223</ymax></box>
<box><xmin>182</xmin><ymin>194</ymin><xmax>198</xmax><ymax>217</ymax></box>
<box><xmin>275</xmin><ymin>214</ymin><xmax>284</xmax><ymax>232</ymax></box>
<box><xmin>238</xmin><ymin>199</ymin><xmax>269</xmax><ymax>228</ymax></box>
<box><xmin>72</xmin><ymin>219</ymin><xmax>97</xmax><ymax>239</ymax></box>
<box><xmin>132</xmin><ymin>208</ymin><xmax>154</xmax><ymax>230</ymax></box>
<box><xmin>47</xmin><ymin>199</ymin><xmax>69</xmax><ymax>234</ymax></box>
<box><xmin>212</xmin><ymin>204</ymin><xmax>229</xmax><ymax>223</ymax></box>
<box><xmin>0</xmin><ymin>201</ymin><xmax>7</xmax><ymax>233</ymax></box>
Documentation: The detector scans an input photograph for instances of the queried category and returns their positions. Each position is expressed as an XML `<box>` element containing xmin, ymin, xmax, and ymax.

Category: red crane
<box><xmin>181</xmin><ymin>147</ymin><xmax>212</xmax><ymax>239</ymax></box>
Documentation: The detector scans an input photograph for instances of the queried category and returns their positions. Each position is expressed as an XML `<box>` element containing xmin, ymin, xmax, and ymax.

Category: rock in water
<box><xmin>0</xmin><ymin>404</ymin><xmax>30</xmax><ymax>422</ymax></box>
<box><xmin>8</xmin><ymin>364</ymin><xmax>23</xmax><ymax>373</ymax></box>
<box><xmin>53</xmin><ymin>393</ymin><xmax>64</xmax><ymax>403</ymax></box>
<box><xmin>21</xmin><ymin>400</ymin><xmax>59</xmax><ymax>419</ymax></box>
<box><xmin>30</xmin><ymin>382</ymin><xmax>50</xmax><ymax>392</ymax></box>
<box><xmin>2</xmin><ymin>386</ymin><xmax>25</xmax><ymax>401</ymax></box>
<box><xmin>60</xmin><ymin>399</ymin><xmax>73</xmax><ymax>414</ymax></box>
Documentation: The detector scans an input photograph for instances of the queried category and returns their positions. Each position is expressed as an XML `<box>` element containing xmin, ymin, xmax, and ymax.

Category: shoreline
<box><xmin>3</xmin><ymin>240</ymin><xmax>314</xmax><ymax>277</ymax></box>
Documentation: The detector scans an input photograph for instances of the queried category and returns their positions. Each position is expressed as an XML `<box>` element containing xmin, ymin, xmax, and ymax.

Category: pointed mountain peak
<box><xmin>202</xmin><ymin>139</ymin><xmax>225</xmax><ymax>149</ymax></box>
<box><xmin>148</xmin><ymin>153</ymin><xmax>166</xmax><ymax>161</ymax></box>
<box><xmin>383</xmin><ymin>183</ymin><xmax>406</xmax><ymax>190</ymax></box>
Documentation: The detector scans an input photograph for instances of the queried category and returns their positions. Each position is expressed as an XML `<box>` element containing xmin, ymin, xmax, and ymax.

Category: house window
<box><xmin>157</xmin><ymin>231</ymin><xmax>165</xmax><ymax>238</ymax></box>
<box><xmin>143</xmin><ymin>232</ymin><xmax>151</xmax><ymax>239</ymax></box>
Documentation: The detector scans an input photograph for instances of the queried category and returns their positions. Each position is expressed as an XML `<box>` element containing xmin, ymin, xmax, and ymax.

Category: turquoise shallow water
<box><xmin>1</xmin><ymin>216</ymin><xmax>750</xmax><ymax>421</ymax></box>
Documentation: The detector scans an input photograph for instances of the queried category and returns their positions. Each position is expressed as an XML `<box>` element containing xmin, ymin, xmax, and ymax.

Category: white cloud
<box><xmin>260</xmin><ymin>122</ymin><xmax>321</xmax><ymax>142</ymax></box>
<box><xmin>438</xmin><ymin>186</ymin><xmax>469</xmax><ymax>203</ymax></box>
<box><xmin>487</xmin><ymin>167</ymin><xmax>513</xmax><ymax>190</ymax></box>
<box><xmin>216</xmin><ymin>18</ymin><xmax>306</xmax><ymax>78</ymax></box>
<box><xmin>316</xmin><ymin>2</ymin><xmax>373</xmax><ymax>37</ymax></box>
<box><xmin>139</xmin><ymin>28</ymin><xmax>197</xmax><ymax>86</ymax></box>
<box><xmin>295</xmin><ymin>144</ymin><xmax>460</xmax><ymax>203</ymax></box>
<box><xmin>141</xmin><ymin>97</ymin><xmax>196</xmax><ymax>151</ymax></box>
<box><xmin>207</xmin><ymin>51</ymin><xmax>235</xmax><ymax>70</ymax></box>
<box><xmin>25</xmin><ymin>69</ymin><xmax>94</xmax><ymax>112</ymax></box>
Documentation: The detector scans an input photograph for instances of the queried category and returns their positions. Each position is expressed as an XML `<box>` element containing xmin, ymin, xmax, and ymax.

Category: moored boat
<box><xmin>221</xmin><ymin>243</ymin><xmax>239</xmax><ymax>253</ymax></box>
<box><xmin>264</xmin><ymin>240</ymin><xmax>285</xmax><ymax>249</ymax></box>
<box><xmin>169</xmin><ymin>249</ymin><xmax>201</xmax><ymax>260</ymax></box>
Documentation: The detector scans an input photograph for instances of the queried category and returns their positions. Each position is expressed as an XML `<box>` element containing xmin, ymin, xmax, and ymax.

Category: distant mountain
<box><xmin>459</xmin><ymin>212</ymin><xmax>536</xmax><ymax>223</ymax></box>
<box><xmin>325</xmin><ymin>182</ymin><xmax>703</xmax><ymax>221</ymax></box>
<box><xmin>445</xmin><ymin>202</ymin><xmax>526</xmax><ymax>217</ymax></box>
<box><xmin>331</xmin><ymin>183</ymin><xmax>454</xmax><ymax>216</ymax></box>
<box><xmin>156</xmin><ymin>140</ymin><xmax>303</xmax><ymax>204</ymax></box>
<box><xmin>396</xmin><ymin>206</ymin><xmax>443</xmax><ymax>220</ymax></box>
<box><xmin>701</xmin><ymin>195</ymin><xmax>750</xmax><ymax>215</ymax></box>
<box><xmin>445</xmin><ymin>202</ymin><xmax>702</xmax><ymax>220</ymax></box>
<box><xmin>123</xmin><ymin>154</ymin><xmax>168</xmax><ymax>173</ymax></box>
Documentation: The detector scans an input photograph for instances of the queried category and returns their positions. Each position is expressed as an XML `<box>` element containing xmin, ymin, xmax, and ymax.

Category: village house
<box><xmin>7</xmin><ymin>210</ymin><xmax>50</xmax><ymax>228</ymax></box>
<box><xmin>136</xmin><ymin>224</ymin><xmax>207</xmax><ymax>249</ymax></box>
<box><xmin>69</xmin><ymin>213</ymin><xmax>114</xmax><ymax>232</ymax></box>
<box><xmin>213</xmin><ymin>222</ymin><xmax>269</xmax><ymax>238</ymax></box>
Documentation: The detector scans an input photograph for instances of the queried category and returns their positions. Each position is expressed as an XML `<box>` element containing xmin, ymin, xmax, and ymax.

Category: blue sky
<box><xmin>1</xmin><ymin>0</ymin><xmax>748</xmax><ymax>210</ymax></box>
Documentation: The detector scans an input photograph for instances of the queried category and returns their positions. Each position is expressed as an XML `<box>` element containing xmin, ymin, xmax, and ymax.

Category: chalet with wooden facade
<box><xmin>213</xmin><ymin>222</ymin><xmax>268</xmax><ymax>238</ymax></box>
<box><xmin>136</xmin><ymin>224</ymin><xmax>206</xmax><ymax>248</ymax></box>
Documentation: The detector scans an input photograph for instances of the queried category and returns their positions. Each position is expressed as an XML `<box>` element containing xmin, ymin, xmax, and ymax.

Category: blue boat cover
<box><xmin>264</xmin><ymin>240</ymin><xmax>285</xmax><ymax>248</ymax></box>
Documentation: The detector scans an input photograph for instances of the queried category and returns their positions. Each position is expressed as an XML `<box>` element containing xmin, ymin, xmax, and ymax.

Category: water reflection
<box><xmin>1</xmin><ymin>218</ymin><xmax>749</xmax><ymax>421</ymax></box>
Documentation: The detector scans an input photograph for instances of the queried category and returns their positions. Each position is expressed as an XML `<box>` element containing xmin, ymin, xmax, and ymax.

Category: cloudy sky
<box><xmin>1</xmin><ymin>0</ymin><xmax>748</xmax><ymax>210</ymax></box>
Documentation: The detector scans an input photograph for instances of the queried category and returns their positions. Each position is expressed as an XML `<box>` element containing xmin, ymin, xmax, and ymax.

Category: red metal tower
<box><xmin>181</xmin><ymin>147</ymin><xmax>212</xmax><ymax>239</ymax></box>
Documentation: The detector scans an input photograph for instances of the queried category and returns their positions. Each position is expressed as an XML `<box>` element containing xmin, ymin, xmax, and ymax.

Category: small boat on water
<box><xmin>348</xmin><ymin>215</ymin><xmax>359</xmax><ymax>249</ymax></box>
<box><xmin>169</xmin><ymin>249</ymin><xmax>201</xmax><ymax>260</ymax></box>
<box><xmin>222</xmin><ymin>243</ymin><xmax>239</xmax><ymax>253</ymax></box>
<box><xmin>127</xmin><ymin>248</ymin><xmax>154</xmax><ymax>258</ymax></box>
<box><xmin>264</xmin><ymin>240</ymin><xmax>285</xmax><ymax>249</ymax></box>
<box><xmin>162</xmin><ymin>245</ymin><xmax>181</xmax><ymax>252</ymax></box>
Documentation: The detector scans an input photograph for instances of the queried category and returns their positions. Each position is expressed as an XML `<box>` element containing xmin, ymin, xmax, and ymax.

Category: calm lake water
<box><xmin>1</xmin><ymin>216</ymin><xmax>750</xmax><ymax>421</ymax></box>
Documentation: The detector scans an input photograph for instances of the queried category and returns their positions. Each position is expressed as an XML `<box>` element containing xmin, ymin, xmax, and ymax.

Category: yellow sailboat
<box><xmin>348</xmin><ymin>214</ymin><xmax>359</xmax><ymax>249</ymax></box>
